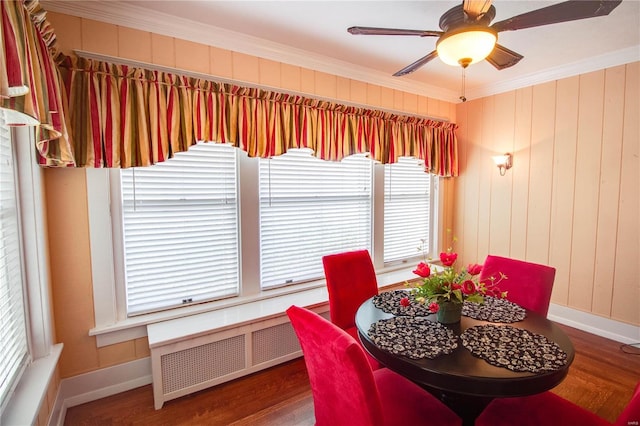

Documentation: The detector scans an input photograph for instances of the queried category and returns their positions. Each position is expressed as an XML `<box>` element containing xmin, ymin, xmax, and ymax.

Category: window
<box><xmin>89</xmin><ymin>145</ymin><xmax>439</xmax><ymax>331</ymax></box>
<box><xmin>0</xmin><ymin>117</ymin><xmax>29</xmax><ymax>409</ymax></box>
<box><xmin>0</xmin><ymin>115</ymin><xmax>61</xmax><ymax>423</ymax></box>
<box><xmin>258</xmin><ymin>149</ymin><xmax>372</xmax><ymax>288</ymax></box>
<box><xmin>383</xmin><ymin>157</ymin><xmax>433</xmax><ymax>263</ymax></box>
<box><xmin>118</xmin><ymin>142</ymin><xmax>239</xmax><ymax>316</ymax></box>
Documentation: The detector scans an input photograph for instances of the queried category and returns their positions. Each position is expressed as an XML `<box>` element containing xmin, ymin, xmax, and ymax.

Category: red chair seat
<box><xmin>476</xmin><ymin>392</ymin><xmax>609</xmax><ymax>426</ymax></box>
<box><xmin>287</xmin><ymin>305</ymin><xmax>461</xmax><ymax>426</ymax></box>
<box><xmin>476</xmin><ymin>382</ymin><xmax>640</xmax><ymax>426</ymax></box>
<box><xmin>374</xmin><ymin>368</ymin><xmax>461</xmax><ymax>426</ymax></box>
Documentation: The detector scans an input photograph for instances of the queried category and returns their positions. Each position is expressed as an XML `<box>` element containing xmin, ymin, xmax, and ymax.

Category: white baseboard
<box><xmin>50</xmin><ymin>357</ymin><xmax>152</xmax><ymax>426</ymax></box>
<box><xmin>49</xmin><ymin>304</ymin><xmax>639</xmax><ymax>426</ymax></box>
<box><xmin>548</xmin><ymin>303</ymin><xmax>640</xmax><ymax>345</ymax></box>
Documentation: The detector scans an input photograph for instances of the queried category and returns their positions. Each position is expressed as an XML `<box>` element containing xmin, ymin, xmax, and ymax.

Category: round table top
<box><xmin>355</xmin><ymin>295</ymin><xmax>575</xmax><ymax>398</ymax></box>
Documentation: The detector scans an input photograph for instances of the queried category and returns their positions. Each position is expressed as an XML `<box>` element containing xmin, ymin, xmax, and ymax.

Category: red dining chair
<box><xmin>479</xmin><ymin>255</ymin><xmax>556</xmax><ymax>317</ymax></box>
<box><xmin>476</xmin><ymin>381</ymin><xmax>640</xmax><ymax>426</ymax></box>
<box><xmin>286</xmin><ymin>305</ymin><xmax>461</xmax><ymax>426</ymax></box>
<box><xmin>322</xmin><ymin>249</ymin><xmax>381</xmax><ymax>369</ymax></box>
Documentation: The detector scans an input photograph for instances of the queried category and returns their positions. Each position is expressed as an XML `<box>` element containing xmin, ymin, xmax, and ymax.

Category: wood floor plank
<box><xmin>63</xmin><ymin>324</ymin><xmax>639</xmax><ymax>425</ymax></box>
<box><xmin>551</xmin><ymin>324</ymin><xmax>640</xmax><ymax>422</ymax></box>
<box><xmin>228</xmin><ymin>390</ymin><xmax>314</xmax><ymax>426</ymax></box>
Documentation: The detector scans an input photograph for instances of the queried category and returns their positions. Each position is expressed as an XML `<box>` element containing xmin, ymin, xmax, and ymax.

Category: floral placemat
<box><xmin>367</xmin><ymin>316</ymin><xmax>458</xmax><ymax>360</ymax></box>
<box><xmin>461</xmin><ymin>325</ymin><xmax>568</xmax><ymax>373</ymax></box>
<box><xmin>462</xmin><ymin>296</ymin><xmax>527</xmax><ymax>323</ymax></box>
<box><xmin>372</xmin><ymin>290</ymin><xmax>433</xmax><ymax>316</ymax></box>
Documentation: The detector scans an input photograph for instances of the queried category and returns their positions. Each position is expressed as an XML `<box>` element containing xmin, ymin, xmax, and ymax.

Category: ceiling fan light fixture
<box><xmin>436</xmin><ymin>27</ymin><xmax>497</xmax><ymax>67</ymax></box>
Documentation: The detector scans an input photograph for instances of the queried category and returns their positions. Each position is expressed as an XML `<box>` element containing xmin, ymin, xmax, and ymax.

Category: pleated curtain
<box><xmin>0</xmin><ymin>0</ymin><xmax>74</xmax><ymax>166</ymax></box>
<box><xmin>59</xmin><ymin>56</ymin><xmax>459</xmax><ymax>176</ymax></box>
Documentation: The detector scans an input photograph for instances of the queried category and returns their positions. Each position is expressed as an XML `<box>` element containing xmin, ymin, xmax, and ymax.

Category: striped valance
<box><xmin>59</xmin><ymin>56</ymin><xmax>458</xmax><ymax>176</ymax></box>
<box><xmin>1</xmin><ymin>0</ymin><xmax>74</xmax><ymax>166</ymax></box>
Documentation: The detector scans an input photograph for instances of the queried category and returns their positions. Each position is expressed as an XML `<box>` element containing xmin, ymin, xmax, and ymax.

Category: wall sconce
<box><xmin>492</xmin><ymin>153</ymin><xmax>512</xmax><ymax>176</ymax></box>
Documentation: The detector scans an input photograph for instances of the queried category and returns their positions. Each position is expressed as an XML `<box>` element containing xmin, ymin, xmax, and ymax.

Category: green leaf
<box><xmin>466</xmin><ymin>294</ymin><xmax>484</xmax><ymax>304</ymax></box>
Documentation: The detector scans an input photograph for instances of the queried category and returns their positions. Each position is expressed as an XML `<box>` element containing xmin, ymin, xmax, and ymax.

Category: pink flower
<box><xmin>440</xmin><ymin>252</ymin><xmax>458</xmax><ymax>267</ymax></box>
<box><xmin>400</xmin><ymin>297</ymin><xmax>411</xmax><ymax>307</ymax></box>
<box><xmin>451</xmin><ymin>283</ymin><xmax>462</xmax><ymax>291</ymax></box>
<box><xmin>467</xmin><ymin>263</ymin><xmax>482</xmax><ymax>276</ymax></box>
<box><xmin>428</xmin><ymin>302</ymin><xmax>440</xmax><ymax>313</ymax></box>
<box><xmin>413</xmin><ymin>262</ymin><xmax>431</xmax><ymax>278</ymax></box>
<box><xmin>461</xmin><ymin>280</ymin><xmax>476</xmax><ymax>295</ymax></box>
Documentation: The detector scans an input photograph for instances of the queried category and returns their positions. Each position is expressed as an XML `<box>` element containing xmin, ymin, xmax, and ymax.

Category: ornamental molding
<box><xmin>42</xmin><ymin>1</ymin><xmax>640</xmax><ymax>104</ymax></box>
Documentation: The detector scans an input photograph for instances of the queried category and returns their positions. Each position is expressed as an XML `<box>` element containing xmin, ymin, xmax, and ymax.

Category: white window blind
<box><xmin>258</xmin><ymin>149</ymin><xmax>372</xmax><ymax>288</ymax></box>
<box><xmin>120</xmin><ymin>142</ymin><xmax>239</xmax><ymax>316</ymax></box>
<box><xmin>0</xmin><ymin>115</ymin><xmax>29</xmax><ymax>407</ymax></box>
<box><xmin>384</xmin><ymin>157</ymin><xmax>432</xmax><ymax>263</ymax></box>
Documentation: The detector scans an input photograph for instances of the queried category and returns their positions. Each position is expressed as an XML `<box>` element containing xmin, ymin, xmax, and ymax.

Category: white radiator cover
<box><xmin>150</xmin><ymin>308</ymin><xmax>330</xmax><ymax>409</ymax></box>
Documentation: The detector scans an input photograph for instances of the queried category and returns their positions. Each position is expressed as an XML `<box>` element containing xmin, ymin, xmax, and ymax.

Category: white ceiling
<box><xmin>44</xmin><ymin>0</ymin><xmax>640</xmax><ymax>103</ymax></box>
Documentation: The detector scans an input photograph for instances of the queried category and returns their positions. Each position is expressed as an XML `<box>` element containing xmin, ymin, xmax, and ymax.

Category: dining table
<box><xmin>355</xmin><ymin>290</ymin><xmax>575</xmax><ymax>426</ymax></box>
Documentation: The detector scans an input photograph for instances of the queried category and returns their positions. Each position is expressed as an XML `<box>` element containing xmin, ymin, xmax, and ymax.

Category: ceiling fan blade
<box><xmin>348</xmin><ymin>26</ymin><xmax>442</xmax><ymax>37</ymax></box>
<box><xmin>393</xmin><ymin>51</ymin><xmax>439</xmax><ymax>77</ymax></box>
<box><xmin>485</xmin><ymin>44</ymin><xmax>524</xmax><ymax>70</ymax></box>
<box><xmin>491</xmin><ymin>0</ymin><xmax>622</xmax><ymax>32</ymax></box>
<box><xmin>463</xmin><ymin>0</ymin><xmax>493</xmax><ymax>21</ymax></box>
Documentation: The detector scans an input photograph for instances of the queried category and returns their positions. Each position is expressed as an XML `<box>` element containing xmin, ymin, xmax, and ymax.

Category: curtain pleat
<box><xmin>1</xmin><ymin>0</ymin><xmax>74</xmax><ymax>166</ymax></box>
<box><xmin>60</xmin><ymin>56</ymin><xmax>459</xmax><ymax>176</ymax></box>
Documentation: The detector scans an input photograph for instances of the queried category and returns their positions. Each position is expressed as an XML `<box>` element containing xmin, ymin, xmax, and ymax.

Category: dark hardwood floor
<box><xmin>64</xmin><ymin>324</ymin><xmax>639</xmax><ymax>425</ymax></box>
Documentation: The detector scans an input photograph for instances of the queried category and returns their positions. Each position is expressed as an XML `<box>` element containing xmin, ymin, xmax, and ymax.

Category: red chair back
<box><xmin>322</xmin><ymin>250</ymin><xmax>378</xmax><ymax>330</ymax></box>
<box><xmin>286</xmin><ymin>305</ymin><xmax>384</xmax><ymax>426</ymax></box>
<box><xmin>480</xmin><ymin>255</ymin><xmax>556</xmax><ymax>317</ymax></box>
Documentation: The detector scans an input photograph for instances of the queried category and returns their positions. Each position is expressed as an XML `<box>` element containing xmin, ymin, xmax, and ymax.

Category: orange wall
<box><xmin>44</xmin><ymin>12</ymin><xmax>457</xmax><ymax>379</ymax></box>
<box><xmin>454</xmin><ymin>63</ymin><xmax>639</xmax><ymax>326</ymax></box>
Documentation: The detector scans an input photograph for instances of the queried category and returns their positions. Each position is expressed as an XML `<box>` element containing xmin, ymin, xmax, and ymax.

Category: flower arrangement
<box><xmin>408</xmin><ymin>238</ymin><xmax>507</xmax><ymax>316</ymax></box>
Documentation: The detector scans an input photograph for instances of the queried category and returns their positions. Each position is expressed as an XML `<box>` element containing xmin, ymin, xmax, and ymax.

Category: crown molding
<box><xmin>466</xmin><ymin>46</ymin><xmax>640</xmax><ymax>99</ymax></box>
<box><xmin>41</xmin><ymin>0</ymin><xmax>460</xmax><ymax>103</ymax></box>
<box><xmin>42</xmin><ymin>1</ymin><xmax>639</xmax><ymax>105</ymax></box>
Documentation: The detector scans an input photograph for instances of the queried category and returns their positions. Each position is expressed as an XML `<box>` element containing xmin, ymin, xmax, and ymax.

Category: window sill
<box><xmin>90</xmin><ymin>265</ymin><xmax>418</xmax><ymax>347</ymax></box>
<box><xmin>1</xmin><ymin>344</ymin><xmax>63</xmax><ymax>426</ymax></box>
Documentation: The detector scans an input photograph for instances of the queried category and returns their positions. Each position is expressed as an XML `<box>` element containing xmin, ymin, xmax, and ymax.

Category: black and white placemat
<box><xmin>461</xmin><ymin>324</ymin><xmax>568</xmax><ymax>373</ymax></box>
<box><xmin>462</xmin><ymin>296</ymin><xmax>527</xmax><ymax>323</ymax></box>
<box><xmin>372</xmin><ymin>290</ymin><xmax>433</xmax><ymax>317</ymax></box>
<box><xmin>367</xmin><ymin>316</ymin><xmax>458</xmax><ymax>360</ymax></box>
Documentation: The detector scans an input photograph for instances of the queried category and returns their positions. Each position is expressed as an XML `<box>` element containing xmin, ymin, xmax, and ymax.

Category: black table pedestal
<box><xmin>439</xmin><ymin>391</ymin><xmax>492</xmax><ymax>426</ymax></box>
<box><xmin>421</xmin><ymin>384</ymin><xmax>492</xmax><ymax>426</ymax></box>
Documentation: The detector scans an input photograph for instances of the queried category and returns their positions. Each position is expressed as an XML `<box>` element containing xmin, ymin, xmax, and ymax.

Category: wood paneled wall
<box><xmin>44</xmin><ymin>12</ymin><xmax>457</xmax><ymax>379</ymax></box>
<box><xmin>454</xmin><ymin>63</ymin><xmax>639</xmax><ymax>325</ymax></box>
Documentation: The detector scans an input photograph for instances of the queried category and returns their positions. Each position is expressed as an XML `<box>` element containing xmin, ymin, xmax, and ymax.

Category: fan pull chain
<box><xmin>459</xmin><ymin>66</ymin><xmax>467</xmax><ymax>103</ymax></box>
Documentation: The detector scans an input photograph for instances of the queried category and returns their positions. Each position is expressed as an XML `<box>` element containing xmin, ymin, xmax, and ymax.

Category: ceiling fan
<box><xmin>348</xmin><ymin>0</ymin><xmax>622</xmax><ymax>77</ymax></box>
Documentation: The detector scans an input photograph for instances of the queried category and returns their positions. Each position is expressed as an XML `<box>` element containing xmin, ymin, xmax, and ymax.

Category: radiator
<box><xmin>150</xmin><ymin>309</ymin><xmax>330</xmax><ymax>409</ymax></box>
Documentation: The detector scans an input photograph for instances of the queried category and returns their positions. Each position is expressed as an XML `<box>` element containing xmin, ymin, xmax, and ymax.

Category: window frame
<box><xmin>0</xmin><ymin>122</ymin><xmax>59</xmax><ymax>424</ymax></box>
<box><xmin>14</xmin><ymin>126</ymin><xmax>57</xmax><ymax>357</ymax></box>
<box><xmin>0</xmin><ymin>116</ymin><xmax>29</xmax><ymax>410</ymax></box>
<box><xmin>86</xmin><ymin>149</ymin><xmax>441</xmax><ymax>346</ymax></box>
